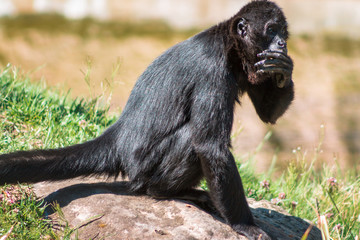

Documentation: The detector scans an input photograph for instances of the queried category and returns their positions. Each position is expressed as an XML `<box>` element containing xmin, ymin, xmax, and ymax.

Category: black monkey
<box><xmin>0</xmin><ymin>1</ymin><xmax>294</xmax><ymax>239</ymax></box>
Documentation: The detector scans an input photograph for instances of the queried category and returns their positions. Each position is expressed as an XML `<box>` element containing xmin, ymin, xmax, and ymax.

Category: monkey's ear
<box><xmin>237</xmin><ymin>18</ymin><xmax>248</xmax><ymax>37</ymax></box>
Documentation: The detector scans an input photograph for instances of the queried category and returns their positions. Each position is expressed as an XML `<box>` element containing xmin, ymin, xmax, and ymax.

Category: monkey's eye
<box><xmin>281</xmin><ymin>28</ymin><xmax>289</xmax><ymax>39</ymax></box>
<box><xmin>267</xmin><ymin>26</ymin><xmax>277</xmax><ymax>36</ymax></box>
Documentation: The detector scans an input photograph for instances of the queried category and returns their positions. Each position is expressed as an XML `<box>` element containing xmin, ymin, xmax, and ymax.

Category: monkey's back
<box><xmin>113</xmin><ymin>30</ymin><xmax>228</xmax><ymax>192</ymax></box>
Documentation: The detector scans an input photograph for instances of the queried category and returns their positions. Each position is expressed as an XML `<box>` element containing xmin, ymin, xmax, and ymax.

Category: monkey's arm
<box><xmin>196</xmin><ymin>146</ymin><xmax>254</xmax><ymax>226</ymax></box>
<box><xmin>189</xmin><ymin>79</ymin><xmax>271</xmax><ymax>239</ymax></box>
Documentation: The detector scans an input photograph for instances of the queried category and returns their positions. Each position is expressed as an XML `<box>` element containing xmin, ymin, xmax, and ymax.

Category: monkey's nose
<box><xmin>277</xmin><ymin>40</ymin><xmax>286</xmax><ymax>48</ymax></box>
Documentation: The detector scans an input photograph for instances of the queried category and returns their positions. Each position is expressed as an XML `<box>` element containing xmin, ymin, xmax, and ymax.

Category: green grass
<box><xmin>207</xmin><ymin>130</ymin><xmax>360</xmax><ymax>238</ymax></box>
<box><xmin>0</xmin><ymin>65</ymin><xmax>116</xmax><ymax>152</ymax></box>
<box><xmin>0</xmin><ymin>65</ymin><xmax>359</xmax><ymax>239</ymax></box>
<box><xmin>0</xmin><ymin>65</ymin><xmax>116</xmax><ymax>239</ymax></box>
<box><xmin>235</xmin><ymin>131</ymin><xmax>360</xmax><ymax>239</ymax></box>
<box><xmin>0</xmin><ymin>184</ymin><xmax>54</xmax><ymax>239</ymax></box>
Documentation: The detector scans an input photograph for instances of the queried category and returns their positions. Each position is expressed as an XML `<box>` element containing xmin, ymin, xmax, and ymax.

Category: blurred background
<box><xmin>0</xmin><ymin>0</ymin><xmax>359</xmax><ymax>173</ymax></box>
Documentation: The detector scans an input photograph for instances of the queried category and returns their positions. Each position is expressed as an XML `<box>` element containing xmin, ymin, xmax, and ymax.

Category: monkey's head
<box><xmin>227</xmin><ymin>0</ymin><xmax>294</xmax><ymax>124</ymax></box>
<box><xmin>229</xmin><ymin>0</ymin><xmax>289</xmax><ymax>84</ymax></box>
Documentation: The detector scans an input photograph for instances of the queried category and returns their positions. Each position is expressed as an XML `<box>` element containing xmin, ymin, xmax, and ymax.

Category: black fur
<box><xmin>0</xmin><ymin>1</ymin><xmax>294</xmax><ymax>239</ymax></box>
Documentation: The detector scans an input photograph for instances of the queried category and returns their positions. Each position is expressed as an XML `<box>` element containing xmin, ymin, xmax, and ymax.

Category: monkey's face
<box><xmin>235</xmin><ymin>1</ymin><xmax>289</xmax><ymax>54</ymax></box>
<box><xmin>231</xmin><ymin>1</ymin><xmax>292</xmax><ymax>89</ymax></box>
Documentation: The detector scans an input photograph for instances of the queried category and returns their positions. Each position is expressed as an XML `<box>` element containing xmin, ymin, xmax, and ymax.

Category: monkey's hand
<box><xmin>233</xmin><ymin>224</ymin><xmax>273</xmax><ymax>240</ymax></box>
<box><xmin>255</xmin><ymin>50</ymin><xmax>293</xmax><ymax>88</ymax></box>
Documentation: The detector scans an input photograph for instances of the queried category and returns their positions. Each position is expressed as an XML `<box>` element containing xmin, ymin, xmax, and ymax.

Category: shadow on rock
<box><xmin>40</xmin><ymin>181</ymin><xmax>133</xmax><ymax>214</ymax></box>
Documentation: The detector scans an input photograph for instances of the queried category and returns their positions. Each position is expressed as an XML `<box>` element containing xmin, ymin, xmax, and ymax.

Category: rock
<box><xmin>34</xmin><ymin>178</ymin><xmax>321</xmax><ymax>240</ymax></box>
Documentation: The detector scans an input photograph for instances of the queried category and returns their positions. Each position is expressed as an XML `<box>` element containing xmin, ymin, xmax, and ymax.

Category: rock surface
<box><xmin>34</xmin><ymin>178</ymin><xmax>321</xmax><ymax>240</ymax></box>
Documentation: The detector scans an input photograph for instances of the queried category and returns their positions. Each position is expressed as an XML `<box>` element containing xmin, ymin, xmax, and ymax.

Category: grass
<box><xmin>0</xmin><ymin>65</ymin><xmax>116</xmax><ymax>152</ymax></box>
<box><xmin>0</xmin><ymin>184</ymin><xmax>53</xmax><ymax>239</ymax></box>
<box><xmin>0</xmin><ymin>65</ymin><xmax>116</xmax><ymax>239</ymax></box>
<box><xmin>0</xmin><ymin>65</ymin><xmax>359</xmax><ymax>239</ymax></box>
<box><xmin>236</xmin><ymin>131</ymin><xmax>360</xmax><ymax>239</ymax></box>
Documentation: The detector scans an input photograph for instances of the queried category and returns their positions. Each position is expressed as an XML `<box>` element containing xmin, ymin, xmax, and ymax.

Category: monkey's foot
<box><xmin>233</xmin><ymin>224</ymin><xmax>273</xmax><ymax>240</ymax></box>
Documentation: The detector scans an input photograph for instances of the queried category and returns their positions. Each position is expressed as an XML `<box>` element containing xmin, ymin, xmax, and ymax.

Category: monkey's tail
<box><xmin>0</xmin><ymin>134</ymin><xmax>122</xmax><ymax>185</ymax></box>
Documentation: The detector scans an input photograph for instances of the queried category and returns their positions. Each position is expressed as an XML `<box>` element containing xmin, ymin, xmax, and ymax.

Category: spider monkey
<box><xmin>0</xmin><ymin>1</ymin><xmax>294</xmax><ymax>239</ymax></box>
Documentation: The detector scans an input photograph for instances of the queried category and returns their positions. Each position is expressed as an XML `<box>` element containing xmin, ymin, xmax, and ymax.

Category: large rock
<box><xmin>34</xmin><ymin>178</ymin><xmax>321</xmax><ymax>240</ymax></box>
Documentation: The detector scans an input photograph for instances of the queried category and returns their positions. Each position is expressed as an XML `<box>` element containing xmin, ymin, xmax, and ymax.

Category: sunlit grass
<box><xmin>0</xmin><ymin>65</ymin><xmax>116</xmax><ymax>152</ymax></box>
<box><xmin>0</xmin><ymin>184</ymin><xmax>55</xmax><ymax>239</ymax></box>
<box><xmin>0</xmin><ymin>65</ymin><xmax>116</xmax><ymax>239</ymax></box>
<box><xmin>233</xmin><ymin>129</ymin><xmax>360</xmax><ymax>239</ymax></box>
